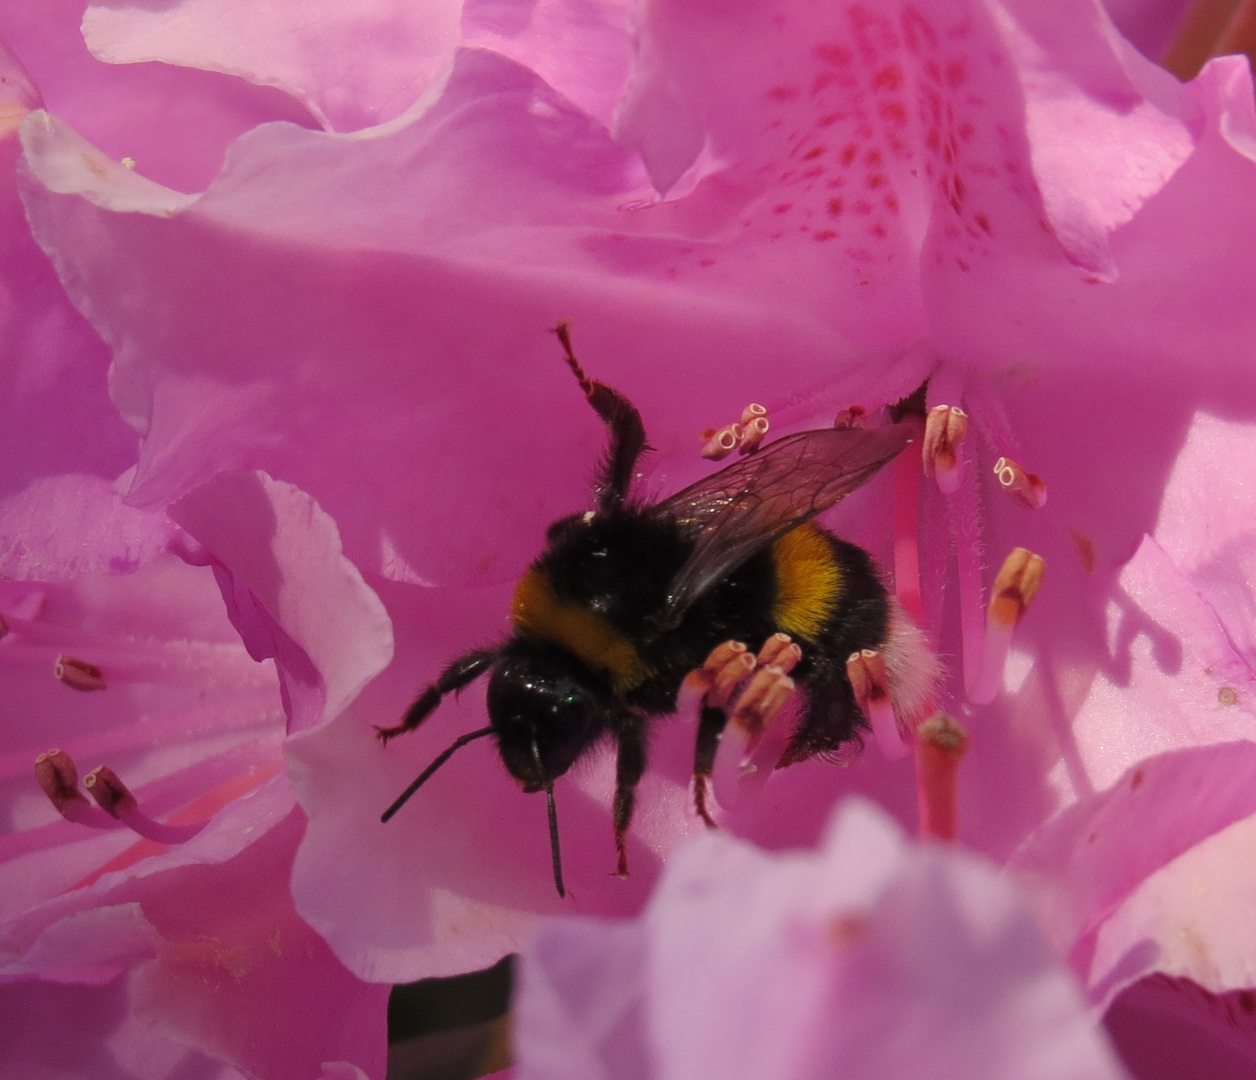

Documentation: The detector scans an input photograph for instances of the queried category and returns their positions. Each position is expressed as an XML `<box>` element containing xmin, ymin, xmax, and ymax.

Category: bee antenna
<box><xmin>532</xmin><ymin>736</ymin><xmax>567</xmax><ymax>898</ymax></box>
<box><xmin>381</xmin><ymin>726</ymin><xmax>495</xmax><ymax>823</ymax></box>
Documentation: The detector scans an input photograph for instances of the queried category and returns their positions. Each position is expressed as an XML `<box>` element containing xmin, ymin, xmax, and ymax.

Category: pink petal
<box><xmin>2</xmin><ymin>779</ymin><xmax>389</xmax><ymax>1080</ymax></box>
<box><xmin>1008</xmin><ymin>742</ymin><xmax>1256</xmax><ymax>985</ymax></box>
<box><xmin>517</xmin><ymin>798</ymin><xmax>1131</xmax><ymax>1080</ymax></box>
<box><xmin>83</xmin><ymin>0</ymin><xmax>463</xmax><ymax>132</ymax></box>
<box><xmin>1</xmin><ymin>0</ymin><xmax>316</xmax><ymax>192</ymax></box>
<box><xmin>0</xmin><ymin>976</ymin><xmax>250</xmax><ymax>1080</ymax></box>
<box><xmin>465</xmin><ymin>0</ymin><xmax>636</xmax><ymax>129</ymax></box>
<box><xmin>169</xmin><ymin>470</ymin><xmax>394</xmax><ymax>731</ymax></box>
<box><xmin>0</xmin><ymin>553</ymin><xmax>284</xmax><ymax>920</ymax></box>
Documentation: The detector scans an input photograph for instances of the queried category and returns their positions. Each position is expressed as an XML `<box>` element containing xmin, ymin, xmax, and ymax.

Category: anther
<box><xmin>922</xmin><ymin>405</ymin><xmax>968</xmax><ymax>495</ymax></box>
<box><xmin>992</xmin><ymin>456</ymin><xmax>1047</xmax><ymax>509</ymax></box>
<box><xmin>701</xmin><ymin>425</ymin><xmax>742</xmax><ymax>460</ymax></box>
<box><xmin>756</xmin><ymin>632</ymin><xmax>802</xmax><ymax>674</ymax></box>
<box><xmin>713</xmin><ymin>660</ymin><xmax>798</xmax><ymax>805</ymax></box>
<box><xmin>737</xmin><ymin>416</ymin><xmax>769</xmax><ymax>455</ymax></box>
<box><xmin>83</xmin><ymin>766</ymin><xmax>136</xmax><ymax>817</ymax></box>
<box><xmin>969</xmin><ymin>548</ymin><xmax>1045</xmax><ymax>704</ymax></box>
<box><xmin>34</xmin><ymin>749</ymin><xmax>122</xmax><ymax>829</ymax></box>
<box><xmin>847</xmin><ymin>649</ymin><xmax>907</xmax><ymax>760</ymax></box>
<box><xmin>740</xmin><ymin>403</ymin><xmax>767</xmax><ymax>426</ymax></box>
<box><xmin>834</xmin><ymin>406</ymin><xmax>869</xmax><ymax>430</ymax></box>
<box><xmin>915</xmin><ymin>713</ymin><xmax>968</xmax><ymax>841</ymax></box>
<box><xmin>729</xmin><ymin>665</ymin><xmax>796</xmax><ymax>738</ymax></box>
<box><xmin>55</xmin><ymin>655</ymin><xmax>107</xmax><ymax>692</ymax></box>
<box><xmin>685</xmin><ymin>640</ymin><xmax>755</xmax><ymax>708</ymax></box>
<box><xmin>988</xmin><ymin>547</ymin><xmax>1045</xmax><ymax>629</ymax></box>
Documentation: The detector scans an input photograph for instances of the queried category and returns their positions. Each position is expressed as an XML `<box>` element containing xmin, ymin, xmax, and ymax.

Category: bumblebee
<box><xmin>380</xmin><ymin>327</ymin><xmax>936</xmax><ymax>896</ymax></box>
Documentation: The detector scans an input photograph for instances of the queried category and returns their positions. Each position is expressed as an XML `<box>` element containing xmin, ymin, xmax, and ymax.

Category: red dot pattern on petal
<box><xmin>717</xmin><ymin>2</ymin><xmax>1021</xmax><ymax>282</ymax></box>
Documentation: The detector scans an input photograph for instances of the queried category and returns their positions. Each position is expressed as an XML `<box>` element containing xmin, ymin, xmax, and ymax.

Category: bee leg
<box><xmin>612</xmin><ymin>718</ymin><xmax>648</xmax><ymax>877</ymax></box>
<box><xmin>553</xmin><ymin>322</ymin><xmax>647</xmax><ymax>509</ymax></box>
<box><xmin>375</xmin><ymin>647</ymin><xmax>501</xmax><ymax>744</ymax></box>
<box><xmin>692</xmin><ymin>703</ymin><xmax>728</xmax><ymax>829</ymax></box>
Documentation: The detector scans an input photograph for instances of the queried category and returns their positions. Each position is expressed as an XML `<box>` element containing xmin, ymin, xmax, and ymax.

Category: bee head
<box><xmin>487</xmin><ymin>647</ymin><xmax>606</xmax><ymax>791</ymax></box>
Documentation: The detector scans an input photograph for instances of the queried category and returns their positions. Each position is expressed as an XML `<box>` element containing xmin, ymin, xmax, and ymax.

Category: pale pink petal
<box><xmin>0</xmin><ymin>0</ymin><xmax>315</xmax><ymax>193</ymax></box>
<box><xmin>83</xmin><ymin>0</ymin><xmax>463</xmax><ymax>133</ymax></box>
<box><xmin>1007</xmin><ymin>743</ymin><xmax>1256</xmax><ymax>970</ymax></box>
<box><xmin>517</xmin><ymin>799</ymin><xmax>1130</xmax><ymax>1080</ymax></box>
<box><xmin>1091</xmin><ymin>815</ymin><xmax>1256</xmax><ymax>1007</ymax></box>
<box><xmin>464</xmin><ymin>0</ymin><xmax>636</xmax><ymax>129</ymax></box>
<box><xmin>0</xmin><ymin>553</ymin><xmax>284</xmax><ymax>921</ymax></box>
<box><xmin>169</xmin><ymin>470</ymin><xmax>394</xmax><ymax>732</ymax></box>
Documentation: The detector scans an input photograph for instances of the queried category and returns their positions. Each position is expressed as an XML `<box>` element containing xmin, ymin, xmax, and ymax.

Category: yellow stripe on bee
<box><xmin>511</xmin><ymin>568</ymin><xmax>653</xmax><ymax>692</ymax></box>
<box><xmin>771</xmin><ymin>523</ymin><xmax>843</xmax><ymax>641</ymax></box>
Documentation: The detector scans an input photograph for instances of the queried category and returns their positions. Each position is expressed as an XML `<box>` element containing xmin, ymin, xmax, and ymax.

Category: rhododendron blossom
<box><xmin>5</xmin><ymin>0</ymin><xmax>1256</xmax><ymax>1075</ymax></box>
<box><xmin>515</xmin><ymin>798</ymin><xmax>1132</xmax><ymax>1080</ymax></box>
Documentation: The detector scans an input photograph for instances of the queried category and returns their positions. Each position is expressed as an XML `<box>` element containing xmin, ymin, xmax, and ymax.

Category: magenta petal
<box><xmin>170</xmin><ymin>471</ymin><xmax>394</xmax><ymax>732</ymax></box>
<box><xmin>0</xmin><ymin>976</ymin><xmax>250</xmax><ymax>1080</ymax></box>
<box><xmin>83</xmin><ymin>0</ymin><xmax>463</xmax><ymax>132</ymax></box>
<box><xmin>0</xmin><ymin>474</ymin><xmax>172</xmax><ymax>580</ymax></box>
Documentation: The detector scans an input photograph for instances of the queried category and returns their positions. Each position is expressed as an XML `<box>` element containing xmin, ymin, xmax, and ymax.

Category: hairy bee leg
<box><xmin>375</xmin><ymin>647</ymin><xmax>501</xmax><ymax>744</ymax></box>
<box><xmin>552</xmin><ymin>322</ymin><xmax>647</xmax><ymax>509</ymax></box>
<box><xmin>612</xmin><ymin>719</ymin><xmax>648</xmax><ymax>877</ymax></box>
<box><xmin>692</xmin><ymin>704</ymin><xmax>728</xmax><ymax>829</ymax></box>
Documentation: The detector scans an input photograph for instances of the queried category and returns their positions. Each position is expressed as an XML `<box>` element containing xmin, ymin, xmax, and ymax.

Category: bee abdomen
<box><xmin>770</xmin><ymin>523</ymin><xmax>845</xmax><ymax>642</ymax></box>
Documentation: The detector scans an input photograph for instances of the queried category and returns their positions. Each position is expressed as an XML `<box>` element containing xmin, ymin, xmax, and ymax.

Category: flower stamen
<box><xmin>922</xmin><ymin>405</ymin><xmax>968</xmax><ymax>495</ymax></box>
<box><xmin>35</xmin><ymin>749</ymin><xmax>123</xmax><ymax>830</ymax></box>
<box><xmin>84</xmin><ymin>765</ymin><xmax>209</xmax><ymax>845</ymax></box>
<box><xmin>36</xmin><ymin>749</ymin><xmax>208</xmax><ymax>845</ymax></box>
<box><xmin>738</xmin><ymin>416</ymin><xmax>770</xmax><ymax>455</ymax></box>
<box><xmin>54</xmin><ymin>655</ymin><xmax>107</xmax><ymax>692</ymax></box>
<box><xmin>847</xmin><ymin>649</ymin><xmax>907</xmax><ymax>760</ymax></box>
<box><xmin>992</xmin><ymin>456</ymin><xmax>1047</xmax><ymax>510</ymax></box>
<box><xmin>970</xmin><ymin>547</ymin><xmax>1045</xmax><ymax>705</ymax></box>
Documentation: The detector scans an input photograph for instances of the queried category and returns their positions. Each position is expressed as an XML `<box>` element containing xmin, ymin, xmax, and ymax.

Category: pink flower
<box><xmin>2</xmin><ymin>24</ymin><xmax>396</xmax><ymax>1076</ymax></box>
<box><xmin>515</xmin><ymin>797</ymin><xmax>1131</xmax><ymax>1080</ymax></box>
<box><xmin>14</xmin><ymin>0</ymin><xmax>1256</xmax><ymax>987</ymax></box>
<box><xmin>0</xmin><ymin>471</ymin><xmax>395</xmax><ymax>1079</ymax></box>
<box><xmin>9</xmin><ymin>10</ymin><xmax>1256</xmax><ymax>1076</ymax></box>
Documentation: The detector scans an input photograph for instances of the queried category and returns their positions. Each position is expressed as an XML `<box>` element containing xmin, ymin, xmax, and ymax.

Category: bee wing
<box><xmin>654</xmin><ymin>424</ymin><xmax>913</xmax><ymax>627</ymax></box>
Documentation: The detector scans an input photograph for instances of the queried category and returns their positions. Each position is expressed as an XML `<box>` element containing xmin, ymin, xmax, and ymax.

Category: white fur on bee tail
<box><xmin>882</xmin><ymin>598</ymin><xmax>942</xmax><ymax>734</ymax></box>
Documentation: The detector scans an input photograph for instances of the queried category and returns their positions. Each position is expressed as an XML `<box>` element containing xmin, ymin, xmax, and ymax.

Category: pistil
<box><xmin>915</xmin><ymin>713</ymin><xmax>968</xmax><ymax>841</ymax></box>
